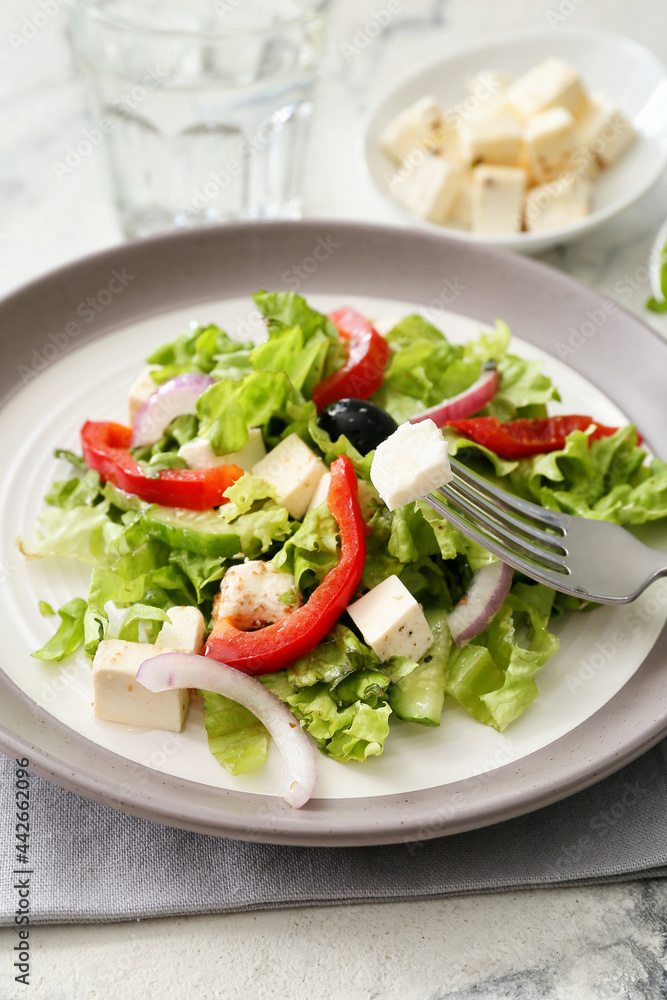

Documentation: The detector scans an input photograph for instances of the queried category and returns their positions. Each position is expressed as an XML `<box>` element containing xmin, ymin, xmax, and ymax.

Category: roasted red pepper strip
<box><xmin>205</xmin><ymin>455</ymin><xmax>365</xmax><ymax>675</ymax></box>
<box><xmin>447</xmin><ymin>415</ymin><xmax>639</xmax><ymax>460</ymax></box>
<box><xmin>311</xmin><ymin>307</ymin><xmax>391</xmax><ymax>411</ymax></box>
<box><xmin>81</xmin><ymin>421</ymin><xmax>244</xmax><ymax>510</ymax></box>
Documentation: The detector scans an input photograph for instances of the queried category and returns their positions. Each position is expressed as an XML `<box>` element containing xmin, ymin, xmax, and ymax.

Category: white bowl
<box><xmin>363</xmin><ymin>27</ymin><xmax>667</xmax><ymax>254</ymax></box>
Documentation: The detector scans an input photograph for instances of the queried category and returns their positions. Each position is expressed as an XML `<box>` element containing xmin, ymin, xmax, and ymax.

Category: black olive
<box><xmin>317</xmin><ymin>398</ymin><xmax>398</xmax><ymax>455</ymax></box>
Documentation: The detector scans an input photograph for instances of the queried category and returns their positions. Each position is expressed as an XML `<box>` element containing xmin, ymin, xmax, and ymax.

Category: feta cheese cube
<box><xmin>178</xmin><ymin>428</ymin><xmax>266</xmax><ymax>471</ymax></box>
<box><xmin>213</xmin><ymin>560</ymin><xmax>299</xmax><ymax>630</ymax></box>
<box><xmin>458</xmin><ymin>114</ymin><xmax>522</xmax><ymax>166</ymax></box>
<box><xmin>128</xmin><ymin>368</ymin><xmax>157</xmax><ymax>424</ymax></box>
<box><xmin>155</xmin><ymin>605</ymin><xmax>207</xmax><ymax>653</ymax></box>
<box><xmin>394</xmin><ymin>156</ymin><xmax>461</xmax><ymax>224</ymax></box>
<box><xmin>449</xmin><ymin>170</ymin><xmax>472</xmax><ymax>228</ymax></box>
<box><xmin>470</xmin><ymin>165</ymin><xmax>527</xmax><ymax>235</ymax></box>
<box><xmin>379</xmin><ymin>95</ymin><xmax>445</xmax><ymax>164</ymax></box>
<box><xmin>524</xmin><ymin>107</ymin><xmax>577</xmax><ymax>183</ymax></box>
<box><xmin>93</xmin><ymin>640</ymin><xmax>191</xmax><ymax>732</ymax></box>
<box><xmin>576</xmin><ymin>91</ymin><xmax>636</xmax><ymax>166</ymax></box>
<box><xmin>306</xmin><ymin>471</ymin><xmax>331</xmax><ymax>514</ymax></box>
<box><xmin>508</xmin><ymin>58</ymin><xmax>587</xmax><ymax>118</ymax></box>
<box><xmin>92</xmin><ymin>606</ymin><xmax>206</xmax><ymax>731</ymax></box>
<box><xmin>524</xmin><ymin>174</ymin><xmax>593</xmax><ymax>232</ymax></box>
<box><xmin>252</xmin><ymin>433</ymin><xmax>327</xmax><ymax>520</ymax></box>
<box><xmin>370</xmin><ymin>419</ymin><xmax>451</xmax><ymax>512</ymax></box>
<box><xmin>347</xmin><ymin>575</ymin><xmax>434</xmax><ymax>661</ymax></box>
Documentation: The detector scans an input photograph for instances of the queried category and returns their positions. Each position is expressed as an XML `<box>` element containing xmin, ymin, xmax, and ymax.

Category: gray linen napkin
<box><xmin>1</xmin><ymin>742</ymin><xmax>666</xmax><ymax>926</ymax></box>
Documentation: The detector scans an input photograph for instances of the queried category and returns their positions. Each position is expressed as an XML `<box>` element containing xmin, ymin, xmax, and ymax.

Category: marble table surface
<box><xmin>1</xmin><ymin>0</ymin><xmax>667</xmax><ymax>997</ymax></box>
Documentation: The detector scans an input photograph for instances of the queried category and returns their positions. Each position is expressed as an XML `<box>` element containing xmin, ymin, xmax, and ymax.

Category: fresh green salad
<box><xmin>21</xmin><ymin>290</ymin><xmax>667</xmax><ymax>780</ymax></box>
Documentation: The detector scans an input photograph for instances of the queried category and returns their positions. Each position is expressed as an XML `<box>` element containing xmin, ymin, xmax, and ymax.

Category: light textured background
<box><xmin>2</xmin><ymin>0</ymin><xmax>667</xmax><ymax>997</ymax></box>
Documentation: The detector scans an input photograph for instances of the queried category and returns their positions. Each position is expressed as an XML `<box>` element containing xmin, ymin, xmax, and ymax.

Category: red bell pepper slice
<box><xmin>205</xmin><ymin>455</ymin><xmax>365</xmax><ymax>675</ymax></box>
<box><xmin>311</xmin><ymin>307</ymin><xmax>391</xmax><ymax>411</ymax></box>
<box><xmin>81</xmin><ymin>421</ymin><xmax>244</xmax><ymax>510</ymax></box>
<box><xmin>447</xmin><ymin>415</ymin><xmax>637</xmax><ymax>460</ymax></box>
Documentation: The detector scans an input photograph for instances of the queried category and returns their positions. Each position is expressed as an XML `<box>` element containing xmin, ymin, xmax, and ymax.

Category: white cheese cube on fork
<box><xmin>576</xmin><ymin>91</ymin><xmax>636</xmax><ymax>167</ymax></box>
<box><xmin>178</xmin><ymin>428</ymin><xmax>266</xmax><ymax>471</ymax></box>
<box><xmin>507</xmin><ymin>58</ymin><xmax>587</xmax><ymax>119</ymax></box>
<box><xmin>470</xmin><ymin>165</ymin><xmax>527</xmax><ymax>235</ymax></box>
<box><xmin>128</xmin><ymin>368</ymin><xmax>157</xmax><ymax>424</ymax></box>
<box><xmin>394</xmin><ymin>156</ymin><xmax>462</xmax><ymax>224</ymax></box>
<box><xmin>524</xmin><ymin>107</ymin><xmax>577</xmax><ymax>184</ymax></box>
<box><xmin>458</xmin><ymin>114</ymin><xmax>522</xmax><ymax>167</ymax></box>
<box><xmin>347</xmin><ymin>575</ymin><xmax>434</xmax><ymax>662</ymax></box>
<box><xmin>379</xmin><ymin>95</ymin><xmax>445</xmax><ymax>164</ymax></box>
<box><xmin>252</xmin><ymin>433</ymin><xmax>327</xmax><ymax>520</ymax></box>
<box><xmin>370</xmin><ymin>419</ymin><xmax>452</xmax><ymax>512</ymax></box>
<box><xmin>93</xmin><ymin>606</ymin><xmax>206</xmax><ymax>732</ymax></box>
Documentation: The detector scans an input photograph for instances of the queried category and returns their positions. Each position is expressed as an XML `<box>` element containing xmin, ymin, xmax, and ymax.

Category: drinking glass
<box><xmin>70</xmin><ymin>0</ymin><xmax>331</xmax><ymax>237</ymax></box>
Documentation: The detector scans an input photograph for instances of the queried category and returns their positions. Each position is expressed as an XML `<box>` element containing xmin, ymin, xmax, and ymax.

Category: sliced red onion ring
<box><xmin>136</xmin><ymin>652</ymin><xmax>318</xmax><ymax>808</ymax></box>
<box><xmin>131</xmin><ymin>373</ymin><xmax>215</xmax><ymax>448</ymax></box>
<box><xmin>448</xmin><ymin>559</ymin><xmax>513</xmax><ymax>646</ymax></box>
<box><xmin>410</xmin><ymin>364</ymin><xmax>500</xmax><ymax>428</ymax></box>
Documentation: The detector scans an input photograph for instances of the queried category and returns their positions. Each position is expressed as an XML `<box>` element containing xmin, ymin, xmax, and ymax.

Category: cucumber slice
<box><xmin>103</xmin><ymin>483</ymin><xmax>240</xmax><ymax>557</ymax></box>
<box><xmin>388</xmin><ymin>610</ymin><xmax>451</xmax><ymax>726</ymax></box>
<box><xmin>143</xmin><ymin>506</ymin><xmax>241</xmax><ymax>557</ymax></box>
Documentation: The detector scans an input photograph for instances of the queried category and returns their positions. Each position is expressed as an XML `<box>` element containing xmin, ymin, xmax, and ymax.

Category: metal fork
<box><xmin>423</xmin><ymin>459</ymin><xmax>667</xmax><ymax>605</ymax></box>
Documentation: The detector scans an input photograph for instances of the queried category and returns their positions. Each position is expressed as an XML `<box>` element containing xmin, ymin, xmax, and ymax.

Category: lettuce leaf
<box><xmin>308</xmin><ymin>418</ymin><xmax>374</xmax><ymax>479</ymax></box>
<box><xmin>196</xmin><ymin>370</ymin><xmax>315</xmax><ymax>455</ymax></box>
<box><xmin>509</xmin><ymin>426</ymin><xmax>667</xmax><ymax>524</ymax></box>
<box><xmin>200</xmin><ymin>689</ymin><xmax>269</xmax><ymax>775</ymax></box>
<box><xmin>371</xmin><ymin>316</ymin><xmax>558</xmax><ymax>423</ymax></box>
<box><xmin>19</xmin><ymin>501</ymin><xmax>119</xmax><ymax>567</ymax></box>
<box><xmin>446</xmin><ymin>583</ymin><xmax>558</xmax><ymax>731</ymax></box>
<box><xmin>31</xmin><ymin>597</ymin><xmax>87</xmax><ymax>661</ymax></box>
<box><xmin>272</xmin><ymin>504</ymin><xmax>340</xmax><ymax>591</ymax></box>
<box><xmin>287</xmin><ymin>624</ymin><xmax>379</xmax><ymax>690</ymax></box>
<box><xmin>146</xmin><ymin>323</ymin><xmax>254</xmax><ymax>384</ymax></box>
<box><xmin>220</xmin><ymin>473</ymin><xmax>292</xmax><ymax>557</ymax></box>
<box><xmin>263</xmin><ymin>671</ymin><xmax>392</xmax><ymax>763</ymax></box>
<box><xmin>250</xmin><ymin>322</ymin><xmax>331</xmax><ymax>396</ymax></box>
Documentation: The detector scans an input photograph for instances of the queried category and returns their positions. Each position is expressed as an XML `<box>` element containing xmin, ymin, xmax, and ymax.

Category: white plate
<box><xmin>363</xmin><ymin>28</ymin><xmax>667</xmax><ymax>253</ymax></box>
<box><xmin>3</xmin><ymin>293</ymin><xmax>666</xmax><ymax>795</ymax></box>
<box><xmin>0</xmin><ymin>221</ymin><xmax>666</xmax><ymax>845</ymax></box>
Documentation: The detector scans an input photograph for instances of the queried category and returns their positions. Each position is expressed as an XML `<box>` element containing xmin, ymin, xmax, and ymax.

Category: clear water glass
<box><xmin>70</xmin><ymin>0</ymin><xmax>331</xmax><ymax>237</ymax></box>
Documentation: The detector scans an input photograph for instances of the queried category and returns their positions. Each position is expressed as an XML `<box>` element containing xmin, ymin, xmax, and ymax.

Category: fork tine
<box><xmin>438</xmin><ymin>484</ymin><xmax>568</xmax><ymax>573</ymax></box>
<box><xmin>446</xmin><ymin>476</ymin><xmax>567</xmax><ymax>554</ymax></box>
<box><xmin>450</xmin><ymin>459</ymin><xmax>568</xmax><ymax>531</ymax></box>
<box><xmin>423</xmin><ymin>494</ymin><xmax>577</xmax><ymax>595</ymax></box>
